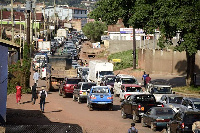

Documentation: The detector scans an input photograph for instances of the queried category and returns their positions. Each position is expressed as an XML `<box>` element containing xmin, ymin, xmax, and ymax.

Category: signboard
<box><xmin>112</xmin><ymin>59</ymin><xmax>121</xmax><ymax>63</ymax></box>
<box><xmin>120</xmin><ymin>28</ymin><xmax>144</xmax><ymax>34</ymax></box>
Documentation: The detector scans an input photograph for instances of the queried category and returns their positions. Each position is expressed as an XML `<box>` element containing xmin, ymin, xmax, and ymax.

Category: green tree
<box><xmin>82</xmin><ymin>21</ymin><xmax>107</xmax><ymax>42</ymax></box>
<box><xmin>90</xmin><ymin>0</ymin><xmax>200</xmax><ymax>86</ymax></box>
<box><xmin>129</xmin><ymin>0</ymin><xmax>200</xmax><ymax>86</ymax></box>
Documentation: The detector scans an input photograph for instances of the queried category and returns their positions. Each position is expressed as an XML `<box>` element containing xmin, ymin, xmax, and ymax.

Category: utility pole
<box><xmin>1</xmin><ymin>5</ymin><xmax>2</xmax><ymax>39</ymax></box>
<box><xmin>43</xmin><ymin>1</ymin><xmax>46</xmax><ymax>39</ymax></box>
<box><xmin>26</xmin><ymin>0</ymin><xmax>31</xmax><ymax>57</ymax></box>
<box><xmin>20</xmin><ymin>16</ymin><xmax>22</xmax><ymax>62</ymax></box>
<box><xmin>133</xmin><ymin>28</ymin><xmax>136</xmax><ymax>69</ymax></box>
<box><xmin>11</xmin><ymin>0</ymin><xmax>14</xmax><ymax>42</ymax></box>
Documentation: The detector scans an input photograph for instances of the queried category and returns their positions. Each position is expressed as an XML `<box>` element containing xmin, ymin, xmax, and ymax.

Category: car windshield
<box><xmin>67</xmin><ymin>79</ymin><xmax>81</xmax><ymax>84</ymax></box>
<box><xmin>184</xmin><ymin>114</ymin><xmax>200</xmax><ymax>123</ymax></box>
<box><xmin>82</xmin><ymin>83</ymin><xmax>96</xmax><ymax>90</ymax></box>
<box><xmin>106</xmin><ymin>77</ymin><xmax>116</xmax><ymax>83</ymax></box>
<box><xmin>126</xmin><ymin>87</ymin><xmax>142</xmax><ymax>92</ymax></box>
<box><xmin>168</xmin><ymin>97</ymin><xmax>183</xmax><ymax>104</ymax></box>
<box><xmin>92</xmin><ymin>87</ymin><xmax>109</xmax><ymax>93</ymax></box>
<box><xmin>99</xmin><ymin>71</ymin><xmax>114</xmax><ymax>77</ymax></box>
<box><xmin>122</xmin><ymin>78</ymin><xmax>137</xmax><ymax>84</ymax></box>
<box><xmin>134</xmin><ymin>95</ymin><xmax>155</xmax><ymax>103</ymax></box>
<box><xmin>152</xmin><ymin>87</ymin><xmax>171</xmax><ymax>94</ymax></box>
<box><xmin>155</xmin><ymin>108</ymin><xmax>174</xmax><ymax>115</ymax></box>
<box><xmin>194</xmin><ymin>102</ymin><xmax>200</xmax><ymax>109</ymax></box>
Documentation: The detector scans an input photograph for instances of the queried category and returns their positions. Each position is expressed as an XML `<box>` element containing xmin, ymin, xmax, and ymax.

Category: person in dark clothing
<box><xmin>31</xmin><ymin>83</ymin><xmax>37</xmax><ymax>104</ymax></box>
<box><xmin>39</xmin><ymin>88</ymin><xmax>47</xmax><ymax>113</ymax></box>
<box><xmin>142</xmin><ymin>71</ymin><xmax>147</xmax><ymax>88</ymax></box>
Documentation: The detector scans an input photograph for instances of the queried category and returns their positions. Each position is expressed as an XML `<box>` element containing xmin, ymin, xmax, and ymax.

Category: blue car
<box><xmin>87</xmin><ymin>86</ymin><xmax>113</xmax><ymax>111</ymax></box>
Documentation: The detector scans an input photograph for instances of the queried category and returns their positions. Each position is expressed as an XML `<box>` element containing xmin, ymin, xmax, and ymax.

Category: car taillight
<box><xmin>79</xmin><ymin>91</ymin><xmax>82</xmax><ymax>94</ymax></box>
<box><xmin>107</xmin><ymin>96</ymin><xmax>113</xmax><ymax>99</ymax></box>
<box><xmin>181</xmin><ymin>123</ymin><xmax>184</xmax><ymax>129</ymax></box>
<box><xmin>138</xmin><ymin>105</ymin><xmax>141</xmax><ymax>110</ymax></box>
<box><xmin>90</xmin><ymin>95</ymin><xmax>96</xmax><ymax>99</ymax></box>
<box><xmin>162</xmin><ymin>104</ymin><xmax>164</xmax><ymax>107</ymax></box>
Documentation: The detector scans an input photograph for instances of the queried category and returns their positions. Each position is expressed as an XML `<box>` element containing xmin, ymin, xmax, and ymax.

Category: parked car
<box><xmin>159</xmin><ymin>94</ymin><xmax>183</xmax><ymax>112</ymax></box>
<box><xmin>142</xmin><ymin>107</ymin><xmax>175</xmax><ymax>131</ymax></box>
<box><xmin>179</xmin><ymin>97</ymin><xmax>200</xmax><ymax>112</ymax></box>
<box><xmin>166</xmin><ymin>111</ymin><xmax>200</xmax><ymax>133</ymax></box>
<box><xmin>120</xmin><ymin>94</ymin><xmax>160</xmax><ymax>122</ymax></box>
<box><xmin>100</xmin><ymin>75</ymin><xmax>117</xmax><ymax>94</ymax></box>
<box><xmin>114</xmin><ymin>74</ymin><xmax>138</xmax><ymax>97</ymax></box>
<box><xmin>119</xmin><ymin>84</ymin><xmax>144</xmax><ymax>102</ymax></box>
<box><xmin>59</xmin><ymin>78</ymin><xmax>82</xmax><ymax>97</ymax></box>
<box><xmin>73</xmin><ymin>82</ymin><xmax>96</xmax><ymax>103</ymax></box>
<box><xmin>87</xmin><ymin>86</ymin><xmax>113</xmax><ymax>111</ymax></box>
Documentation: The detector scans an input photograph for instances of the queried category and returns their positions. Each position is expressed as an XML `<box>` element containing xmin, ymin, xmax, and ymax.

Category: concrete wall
<box><xmin>138</xmin><ymin>49</ymin><xmax>200</xmax><ymax>75</ymax></box>
<box><xmin>0</xmin><ymin>45</ymin><xmax>8</xmax><ymax>123</ymax></box>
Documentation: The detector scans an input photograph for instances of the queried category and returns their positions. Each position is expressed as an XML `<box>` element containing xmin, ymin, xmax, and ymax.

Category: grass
<box><xmin>173</xmin><ymin>86</ymin><xmax>200</xmax><ymax>95</ymax></box>
<box><xmin>108</xmin><ymin>50</ymin><xmax>137</xmax><ymax>71</ymax></box>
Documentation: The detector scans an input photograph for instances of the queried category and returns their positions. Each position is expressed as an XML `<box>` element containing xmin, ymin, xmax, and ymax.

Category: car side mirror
<box><xmin>173</xmin><ymin>92</ymin><xmax>175</xmax><ymax>94</ymax></box>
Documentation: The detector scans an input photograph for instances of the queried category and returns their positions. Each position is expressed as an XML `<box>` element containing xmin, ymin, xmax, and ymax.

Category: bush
<box><xmin>108</xmin><ymin>50</ymin><xmax>137</xmax><ymax>70</ymax></box>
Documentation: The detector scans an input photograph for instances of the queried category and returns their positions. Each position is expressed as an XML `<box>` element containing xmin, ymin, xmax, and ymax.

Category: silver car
<box><xmin>73</xmin><ymin>82</ymin><xmax>96</xmax><ymax>103</ymax></box>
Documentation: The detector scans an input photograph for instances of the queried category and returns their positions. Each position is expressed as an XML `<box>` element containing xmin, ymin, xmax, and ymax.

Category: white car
<box><xmin>114</xmin><ymin>74</ymin><xmax>138</xmax><ymax>97</ymax></box>
<box><xmin>119</xmin><ymin>84</ymin><xmax>145</xmax><ymax>102</ymax></box>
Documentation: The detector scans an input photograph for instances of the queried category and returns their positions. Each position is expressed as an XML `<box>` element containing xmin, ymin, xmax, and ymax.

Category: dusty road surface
<box><xmin>5</xmin><ymin>70</ymin><xmax>169</xmax><ymax>133</ymax></box>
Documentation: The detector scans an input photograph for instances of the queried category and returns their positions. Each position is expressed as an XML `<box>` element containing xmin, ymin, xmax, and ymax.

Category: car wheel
<box><xmin>109</xmin><ymin>104</ymin><xmax>113</xmax><ymax>111</ymax></box>
<box><xmin>78</xmin><ymin>97</ymin><xmax>81</xmax><ymax>104</ymax></box>
<box><xmin>59</xmin><ymin>89</ymin><xmax>62</xmax><ymax>96</ymax></box>
<box><xmin>151</xmin><ymin>122</ymin><xmax>156</xmax><ymax>132</ymax></box>
<box><xmin>89</xmin><ymin>105</ymin><xmax>93</xmax><ymax>111</ymax></box>
<box><xmin>73</xmin><ymin>95</ymin><xmax>76</xmax><ymax>101</ymax></box>
<box><xmin>132</xmin><ymin>111</ymin><xmax>139</xmax><ymax>123</ymax></box>
<box><xmin>62</xmin><ymin>93</ymin><xmax>66</xmax><ymax>98</ymax></box>
<box><xmin>166</xmin><ymin>125</ymin><xmax>171</xmax><ymax>133</ymax></box>
<box><xmin>141</xmin><ymin>117</ymin><xmax>146</xmax><ymax>127</ymax></box>
<box><xmin>121</xmin><ymin>108</ymin><xmax>126</xmax><ymax>119</ymax></box>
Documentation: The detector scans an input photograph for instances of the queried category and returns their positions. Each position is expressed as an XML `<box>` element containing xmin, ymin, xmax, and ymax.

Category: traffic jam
<box><xmin>32</xmin><ymin>29</ymin><xmax>200</xmax><ymax>133</ymax></box>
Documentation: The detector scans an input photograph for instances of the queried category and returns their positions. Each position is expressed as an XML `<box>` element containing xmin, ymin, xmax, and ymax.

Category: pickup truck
<box><xmin>87</xmin><ymin>86</ymin><xmax>113</xmax><ymax>111</ymax></box>
<box><xmin>120</xmin><ymin>94</ymin><xmax>161</xmax><ymax>122</ymax></box>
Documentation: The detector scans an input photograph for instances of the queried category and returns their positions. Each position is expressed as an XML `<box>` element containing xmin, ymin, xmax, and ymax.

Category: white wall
<box><xmin>0</xmin><ymin>45</ymin><xmax>8</xmax><ymax>123</ymax></box>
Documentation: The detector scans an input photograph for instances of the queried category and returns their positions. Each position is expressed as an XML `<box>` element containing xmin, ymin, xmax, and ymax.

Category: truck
<box><xmin>38</xmin><ymin>41</ymin><xmax>51</xmax><ymax>55</ymax></box>
<box><xmin>57</xmin><ymin>29</ymin><xmax>67</xmax><ymax>38</ymax></box>
<box><xmin>46</xmin><ymin>56</ymin><xmax>77</xmax><ymax>91</ymax></box>
<box><xmin>88</xmin><ymin>60</ymin><xmax>114</xmax><ymax>85</ymax></box>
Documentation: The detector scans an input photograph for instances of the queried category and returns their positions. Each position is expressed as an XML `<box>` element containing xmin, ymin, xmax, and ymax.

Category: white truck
<box><xmin>38</xmin><ymin>41</ymin><xmax>51</xmax><ymax>55</ymax></box>
<box><xmin>88</xmin><ymin>60</ymin><xmax>114</xmax><ymax>85</ymax></box>
<box><xmin>57</xmin><ymin>29</ymin><xmax>67</xmax><ymax>38</ymax></box>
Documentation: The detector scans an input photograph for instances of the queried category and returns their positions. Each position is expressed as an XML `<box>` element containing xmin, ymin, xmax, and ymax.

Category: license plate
<box><xmin>98</xmin><ymin>102</ymin><xmax>106</xmax><ymax>104</ymax></box>
<box><xmin>83</xmin><ymin>92</ymin><xmax>86</xmax><ymax>95</ymax></box>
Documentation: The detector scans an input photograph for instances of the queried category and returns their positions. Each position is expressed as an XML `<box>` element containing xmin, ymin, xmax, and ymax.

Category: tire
<box><xmin>151</xmin><ymin>122</ymin><xmax>156</xmax><ymax>132</ymax></box>
<box><xmin>132</xmin><ymin>111</ymin><xmax>139</xmax><ymax>123</ymax></box>
<box><xmin>78</xmin><ymin>97</ymin><xmax>81</xmax><ymax>104</ymax></box>
<box><xmin>141</xmin><ymin>117</ymin><xmax>146</xmax><ymax>127</ymax></box>
<box><xmin>109</xmin><ymin>104</ymin><xmax>113</xmax><ymax>111</ymax></box>
<box><xmin>89</xmin><ymin>105</ymin><xmax>93</xmax><ymax>111</ymax></box>
<box><xmin>59</xmin><ymin>89</ymin><xmax>62</xmax><ymax>96</ymax></box>
<box><xmin>121</xmin><ymin>108</ymin><xmax>127</xmax><ymax>119</ymax></box>
<box><xmin>166</xmin><ymin>126</ymin><xmax>171</xmax><ymax>133</ymax></box>
<box><xmin>73</xmin><ymin>95</ymin><xmax>76</xmax><ymax>101</ymax></box>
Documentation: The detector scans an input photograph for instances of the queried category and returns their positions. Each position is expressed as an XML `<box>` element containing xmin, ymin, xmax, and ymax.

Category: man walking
<box><xmin>33</xmin><ymin>70</ymin><xmax>39</xmax><ymax>86</ymax></box>
<box><xmin>142</xmin><ymin>71</ymin><xmax>147</xmax><ymax>88</ymax></box>
<box><xmin>39</xmin><ymin>88</ymin><xmax>47</xmax><ymax>113</ymax></box>
<box><xmin>31</xmin><ymin>83</ymin><xmax>37</xmax><ymax>105</ymax></box>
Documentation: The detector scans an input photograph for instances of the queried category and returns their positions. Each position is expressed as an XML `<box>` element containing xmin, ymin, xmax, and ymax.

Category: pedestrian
<box><xmin>33</xmin><ymin>70</ymin><xmax>39</xmax><ymax>86</ymax></box>
<box><xmin>39</xmin><ymin>88</ymin><xmax>47</xmax><ymax>113</ymax></box>
<box><xmin>128</xmin><ymin>123</ymin><xmax>138</xmax><ymax>133</ymax></box>
<box><xmin>16</xmin><ymin>82</ymin><xmax>22</xmax><ymax>104</ymax></box>
<box><xmin>31</xmin><ymin>83</ymin><xmax>37</xmax><ymax>105</ymax></box>
<box><xmin>142</xmin><ymin>71</ymin><xmax>147</xmax><ymax>88</ymax></box>
<box><xmin>145</xmin><ymin>74</ymin><xmax>151</xmax><ymax>92</ymax></box>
